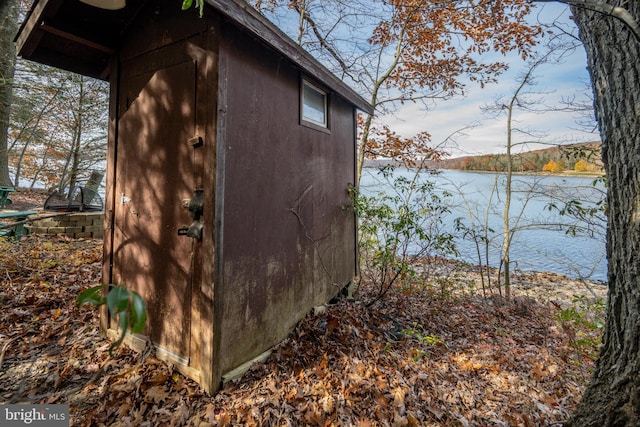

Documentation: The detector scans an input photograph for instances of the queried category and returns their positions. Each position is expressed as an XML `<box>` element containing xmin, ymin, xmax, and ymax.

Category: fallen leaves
<box><xmin>0</xmin><ymin>234</ymin><xmax>606</xmax><ymax>425</ymax></box>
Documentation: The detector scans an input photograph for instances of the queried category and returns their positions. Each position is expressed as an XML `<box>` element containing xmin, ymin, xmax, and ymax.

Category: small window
<box><xmin>301</xmin><ymin>80</ymin><xmax>328</xmax><ymax>129</ymax></box>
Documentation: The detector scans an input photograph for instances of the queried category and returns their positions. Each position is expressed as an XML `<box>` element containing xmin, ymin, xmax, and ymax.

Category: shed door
<box><xmin>113</xmin><ymin>58</ymin><xmax>202</xmax><ymax>362</ymax></box>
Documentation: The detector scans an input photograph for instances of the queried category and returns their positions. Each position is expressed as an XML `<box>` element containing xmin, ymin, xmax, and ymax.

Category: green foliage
<box><xmin>557</xmin><ymin>295</ymin><xmax>605</xmax><ymax>357</ymax></box>
<box><xmin>560</xmin><ymin>144</ymin><xmax>601</xmax><ymax>165</ymax></box>
<box><xmin>403</xmin><ymin>323</ymin><xmax>445</xmax><ymax>346</ymax></box>
<box><xmin>77</xmin><ymin>285</ymin><xmax>147</xmax><ymax>355</ymax></box>
<box><xmin>559</xmin><ymin>295</ymin><xmax>605</xmax><ymax>331</ymax></box>
<box><xmin>403</xmin><ymin>323</ymin><xmax>445</xmax><ymax>361</ymax></box>
<box><xmin>181</xmin><ymin>0</ymin><xmax>204</xmax><ymax>17</ymax></box>
<box><xmin>351</xmin><ymin>167</ymin><xmax>458</xmax><ymax>306</ymax></box>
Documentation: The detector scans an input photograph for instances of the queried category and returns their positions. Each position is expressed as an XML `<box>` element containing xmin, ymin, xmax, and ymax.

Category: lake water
<box><xmin>360</xmin><ymin>168</ymin><xmax>608</xmax><ymax>282</ymax></box>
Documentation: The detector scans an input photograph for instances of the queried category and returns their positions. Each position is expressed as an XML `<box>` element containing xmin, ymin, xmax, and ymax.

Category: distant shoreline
<box><xmin>363</xmin><ymin>164</ymin><xmax>604</xmax><ymax>179</ymax></box>
<box><xmin>445</xmin><ymin>168</ymin><xmax>604</xmax><ymax>178</ymax></box>
<box><xmin>363</xmin><ymin>141</ymin><xmax>604</xmax><ymax>177</ymax></box>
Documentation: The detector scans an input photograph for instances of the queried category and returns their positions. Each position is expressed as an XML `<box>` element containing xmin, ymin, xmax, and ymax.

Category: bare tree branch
<box><xmin>533</xmin><ymin>0</ymin><xmax>640</xmax><ymax>41</ymax></box>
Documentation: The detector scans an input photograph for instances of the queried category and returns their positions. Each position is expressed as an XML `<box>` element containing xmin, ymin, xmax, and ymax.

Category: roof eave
<box><xmin>15</xmin><ymin>0</ymin><xmax>374</xmax><ymax>114</ymax></box>
<box><xmin>205</xmin><ymin>0</ymin><xmax>373</xmax><ymax>114</ymax></box>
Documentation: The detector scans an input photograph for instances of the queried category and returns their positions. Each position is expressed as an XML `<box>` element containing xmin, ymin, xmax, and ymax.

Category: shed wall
<box><xmin>217</xmin><ymin>23</ymin><xmax>357</xmax><ymax>374</ymax></box>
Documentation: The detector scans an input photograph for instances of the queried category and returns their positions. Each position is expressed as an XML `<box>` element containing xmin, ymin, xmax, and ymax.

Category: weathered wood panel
<box><xmin>109</xmin><ymin>2</ymin><xmax>215</xmax><ymax>384</ymax></box>
<box><xmin>114</xmin><ymin>58</ymin><xmax>197</xmax><ymax>360</ymax></box>
<box><xmin>216</xmin><ymin>21</ymin><xmax>357</xmax><ymax>375</ymax></box>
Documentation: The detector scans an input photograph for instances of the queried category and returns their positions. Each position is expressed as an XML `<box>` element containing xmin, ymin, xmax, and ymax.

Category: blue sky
<box><xmin>263</xmin><ymin>1</ymin><xmax>597</xmax><ymax>157</ymax></box>
<box><xmin>383</xmin><ymin>2</ymin><xmax>597</xmax><ymax>157</ymax></box>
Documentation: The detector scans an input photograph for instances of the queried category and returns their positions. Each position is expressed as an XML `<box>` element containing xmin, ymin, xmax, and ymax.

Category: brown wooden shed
<box><xmin>16</xmin><ymin>0</ymin><xmax>373</xmax><ymax>393</ymax></box>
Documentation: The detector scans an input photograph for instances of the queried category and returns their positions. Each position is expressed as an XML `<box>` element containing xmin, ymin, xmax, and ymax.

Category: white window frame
<box><xmin>301</xmin><ymin>79</ymin><xmax>329</xmax><ymax>131</ymax></box>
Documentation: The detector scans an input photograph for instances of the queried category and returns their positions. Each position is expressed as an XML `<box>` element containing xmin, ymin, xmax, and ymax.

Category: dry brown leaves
<box><xmin>0</xmin><ymin>235</ymin><xmax>104</xmax><ymax>406</ymax></box>
<box><xmin>0</xmin><ymin>235</ymin><xmax>604</xmax><ymax>426</ymax></box>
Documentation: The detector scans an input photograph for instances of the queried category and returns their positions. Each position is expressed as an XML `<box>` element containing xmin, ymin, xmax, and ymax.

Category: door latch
<box><xmin>188</xmin><ymin>189</ymin><xmax>204</xmax><ymax>220</ymax></box>
<box><xmin>178</xmin><ymin>189</ymin><xmax>204</xmax><ymax>241</ymax></box>
<box><xmin>178</xmin><ymin>220</ymin><xmax>203</xmax><ymax>240</ymax></box>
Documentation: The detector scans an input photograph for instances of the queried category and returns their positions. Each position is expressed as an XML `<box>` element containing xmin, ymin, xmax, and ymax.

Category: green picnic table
<box><xmin>0</xmin><ymin>187</ymin><xmax>36</xmax><ymax>239</ymax></box>
<box><xmin>0</xmin><ymin>186</ymin><xmax>15</xmax><ymax>209</ymax></box>
<box><xmin>0</xmin><ymin>210</ymin><xmax>37</xmax><ymax>240</ymax></box>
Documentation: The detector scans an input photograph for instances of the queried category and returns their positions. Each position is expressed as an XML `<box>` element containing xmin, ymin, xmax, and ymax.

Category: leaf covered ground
<box><xmin>0</xmin><ymin>234</ymin><xmax>606</xmax><ymax>426</ymax></box>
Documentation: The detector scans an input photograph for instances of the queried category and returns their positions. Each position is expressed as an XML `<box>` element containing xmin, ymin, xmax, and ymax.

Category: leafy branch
<box><xmin>181</xmin><ymin>0</ymin><xmax>204</xmax><ymax>17</ymax></box>
<box><xmin>76</xmin><ymin>285</ymin><xmax>147</xmax><ymax>355</ymax></box>
<box><xmin>351</xmin><ymin>167</ymin><xmax>458</xmax><ymax>307</ymax></box>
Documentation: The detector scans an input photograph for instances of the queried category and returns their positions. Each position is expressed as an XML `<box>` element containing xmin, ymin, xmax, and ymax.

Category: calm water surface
<box><xmin>360</xmin><ymin>168</ymin><xmax>608</xmax><ymax>282</ymax></box>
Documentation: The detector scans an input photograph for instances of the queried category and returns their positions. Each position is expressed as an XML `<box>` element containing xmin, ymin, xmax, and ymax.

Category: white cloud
<box><xmin>380</xmin><ymin>2</ymin><xmax>598</xmax><ymax>158</ymax></box>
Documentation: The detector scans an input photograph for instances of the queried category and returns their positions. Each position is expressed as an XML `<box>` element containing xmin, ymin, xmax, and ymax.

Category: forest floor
<box><xmin>0</xmin><ymin>189</ymin><xmax>608</xmax><ymax>426</ymax></box>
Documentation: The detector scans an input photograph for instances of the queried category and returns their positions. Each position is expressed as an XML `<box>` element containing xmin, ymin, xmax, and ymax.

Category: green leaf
<box><xmin>76</xmin><ymin>284</ymin><xmax>148</xmax><ymax>355</ymax></box>
<box><xmin>129</xmin><ymin>291</ymin><xmax>147</xmax><ymax>333</ymax></box>
<box><xmin>181</xmin><ymin>0</ymin><xmax>193</xmax><ymax>10</ymax></box>
<box><xmin>109</xmin><ymin>312</ymin><xmax>129</xmax><ymax>356</ymax></box>
<box><xmin>106</xmin><ymin>286</ymin><xmax>130</xmax><ymax>316</ymax></box>
<box><xmin>76</xmin><ymin>285</ymin><xmax>105</xmax><ymax>307</ymax></box>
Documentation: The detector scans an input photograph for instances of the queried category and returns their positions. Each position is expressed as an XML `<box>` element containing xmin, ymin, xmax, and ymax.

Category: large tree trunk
<box><xmin>0</xmin><ymin>0</ymin><xmax>19</xmax><ymax>187</ymax></box>
<box><xmin>568</xmin><ymin>3</ymin><xmax>640</xmax><ymax>426</ymax></box>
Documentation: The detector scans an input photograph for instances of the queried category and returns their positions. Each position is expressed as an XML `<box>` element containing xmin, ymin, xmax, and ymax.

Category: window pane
<box><xmin>303</xmin><ymin>82</ymin><xmax>326</xmax><ymax>126</ymax></box>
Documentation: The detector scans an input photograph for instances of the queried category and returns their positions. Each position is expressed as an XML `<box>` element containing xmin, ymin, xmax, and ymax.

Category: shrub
<box><xmin>351</xmin><ymin>167</ymin><xmax>458</xmax><ymax>306</ymax></box>
<box><xmin>542</xmin><ymin>160</ymin><xmax>565</xmax><ymax>173</ymax></box>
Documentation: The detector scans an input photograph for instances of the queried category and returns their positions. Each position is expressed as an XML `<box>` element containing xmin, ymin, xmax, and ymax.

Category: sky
<box><xmin>383</xmin><ymin>2</ymin><xmax>598</xmax><ymax>157</ymax></box>
<box><xmin>262</xmin><ymin>2</ymin><xmax>597</xmax><ymax>158</ymax></box>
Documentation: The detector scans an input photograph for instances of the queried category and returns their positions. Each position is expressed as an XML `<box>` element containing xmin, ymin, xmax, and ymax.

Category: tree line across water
<box><xmin>426</xmin><ymin>141</ymin><xmax>603</xmax><ymax>174</ymax></box>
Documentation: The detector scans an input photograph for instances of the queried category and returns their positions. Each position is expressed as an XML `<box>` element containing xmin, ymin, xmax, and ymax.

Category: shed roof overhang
<box><xmin>16</xmin><ymin>0</ymin><xmax>374</xmax><ymax>114</ymax></box>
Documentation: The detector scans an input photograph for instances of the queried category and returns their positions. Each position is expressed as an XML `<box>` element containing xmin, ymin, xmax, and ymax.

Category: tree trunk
<box><xmin>13</xmin><ymin>137</ymin><xmax>30</xmax><ymax>187</ymax></box>
<box><xmin>502</xmin><ymin>100</ymin><xmax>512</xmax><ymax>300</ymax></box>
<box><xmin>567</xmin><ymin>3</ymin><xmax>640</xmax><ymax>426</ymax></box>
<box><xmin>0</xmin><ymin>0</ymin><xmax>19</xmax><ymax>187</ymax></box>
<box><xmin>66</xmin><ymin>76</ymin><xmax>85</xmax><ymax>198</ymax></box>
